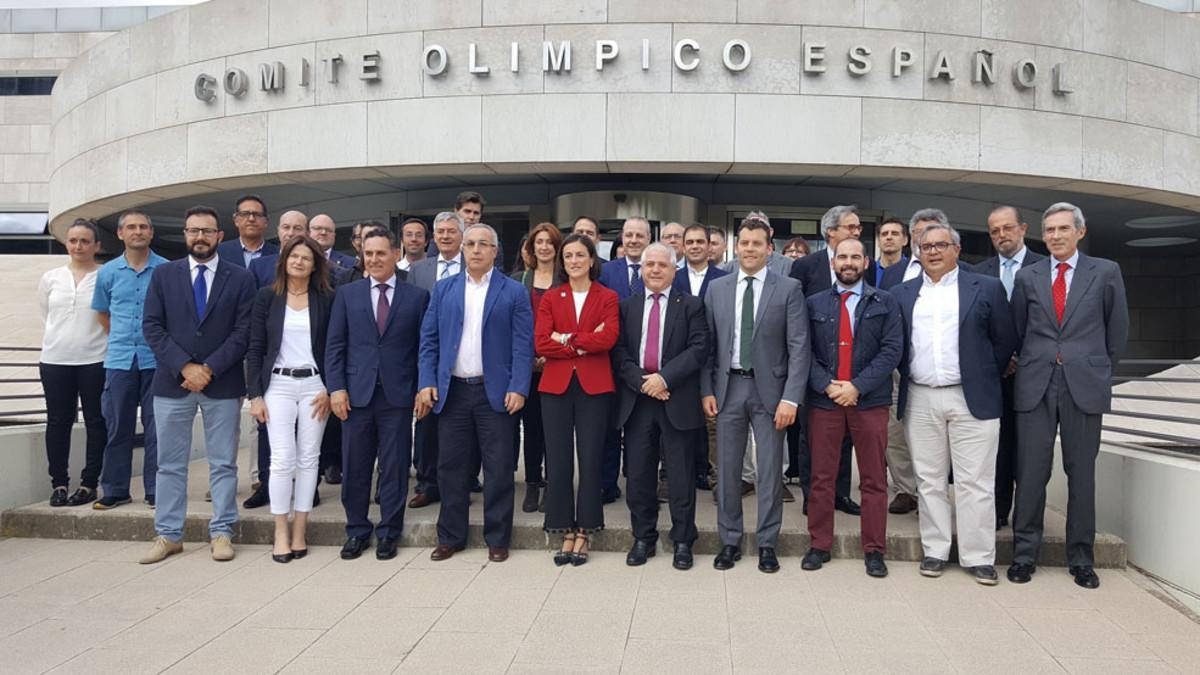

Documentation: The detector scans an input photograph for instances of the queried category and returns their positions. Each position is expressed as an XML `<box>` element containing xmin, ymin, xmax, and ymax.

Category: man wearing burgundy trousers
<box><xmin>801</xmin><ymin>238</ymin><xmax>903</xmax><ymax>578</ymax></box>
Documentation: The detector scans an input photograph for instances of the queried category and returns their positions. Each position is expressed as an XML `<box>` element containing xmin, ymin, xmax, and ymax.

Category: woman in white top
<box><xmin>245</xmin><ymin>236</ymin><xmax>334</xmax><ymax>563</ymax></box>
<box><xmin>38</xmin><ymin>219</ymin><xmax>108</xmax><ymax>507</ymax></box>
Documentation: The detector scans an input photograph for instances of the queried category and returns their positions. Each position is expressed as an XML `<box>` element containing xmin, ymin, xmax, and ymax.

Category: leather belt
<box><xmin>452</xmin><ymin>376</ymin><xmax>485</xmax><ymax>385</ymax></box>
<box><xmin>272</xmin><ymin>367</ymin><xmax>319</xmax><ymax>378</ymax></box>
<box><xmin>729</xmin><ymin>368</ymin><xmax>754</xmax><ymax>378</ymax></box>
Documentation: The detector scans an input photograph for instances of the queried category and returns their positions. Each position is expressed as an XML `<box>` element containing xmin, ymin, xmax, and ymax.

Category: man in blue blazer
<box><xmin>216</xmin><ymin>194</ymin><xmax>278</xmax><ymax>268</ymax></box>
<box><xmin>139</xmin><ymin>206</ymin><xmax>256</xmax><ymax>565</ymax></box>
<box><xmin>310</xmin><ymin>214</ymin><xmax>357</xmax><ymax>270</ymax></box>
<box><xmin>326</xmin><ymin>228</ymin><xmax>430</xmax><ymax>561</ymax></box>
<box><xmin>892</xmin><ymin>223</ymin><xmax>1016</xmax><ymax>585</ymax></box>
<box><xmin>417</xmin><ymin>224</ymin><xmax>534</xmax><ymax>562</ymax></box>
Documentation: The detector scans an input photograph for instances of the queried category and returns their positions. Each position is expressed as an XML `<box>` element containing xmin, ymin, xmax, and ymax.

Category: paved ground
<box><xmin>0</xmin><ymin>537</ymin><xmax>1197</xmax><ymax>674</ymax></box>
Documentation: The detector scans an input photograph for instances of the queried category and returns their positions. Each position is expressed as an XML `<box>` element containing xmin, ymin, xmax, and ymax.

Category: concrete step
<box><xmin>0</xmin><ymin>462</ymin><xmax>1125</xmax><ymax>568</ymax></box>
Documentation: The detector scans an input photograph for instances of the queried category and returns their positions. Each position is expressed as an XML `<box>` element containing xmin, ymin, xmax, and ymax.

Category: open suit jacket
<box><xmin>806</xmin><ymin>284</ymin><xmax>903</xmax><ymax>411</ymax></box>
<box><xmin>790</xmin><ymin>249</ymin><xmax>878</xmax><ymax>297</ymax></box>
<box><xmin>671</xmin><ymin>264</ymin><xmax>729</xmax><ymax>300</ymax></box>
<box><xmin>244</xmin><ymin>286</ymin><xmax>334</xmax><ymax>399</ymax></box>
<box><xmin>216</xmin><ymin>239</ymin><xmax>279</xmax><ymax>268</ymax></box>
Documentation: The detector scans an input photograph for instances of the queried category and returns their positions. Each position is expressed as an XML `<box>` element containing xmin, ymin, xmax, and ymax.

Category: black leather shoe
<box><xmin>834</xmin><ymin>496</ymin><xmax>861</xmax><ymax>516</ymax></box>
<box><xmin>673</xmin><ymin>542</ymin><xmax>694</xmax><ymax>570</ymax></box>
<box><xmin>695</xmin><ymin>474</ymin><xmax>712</xmax><ymax>491</ymax></box>
<box><xmin>376</xmin><ymin>537</ymin><xmax>398</xmax><ymax>560</ymax></box>
<box><xmin>242</xmin><ymin>484</ymin><xmax>269</xmax><ymax>509</ymax></box>
<box><xmin>1007</xmin><ymin>562</ymin><xmax>1036</xmax><ymax>584</ymax></box>
<box><xmin>272</xmin><ymin>551</ymin><xmax>293</xmax><ymax>564</ymax></box>
<box><xmin>626</xmin><ymin>540</ymin><xmax>656</xmax><ymax>566</ymax></box>
<box><xmin>801</xmin><ymin>547</ymin><xmax>831</xmax><ymax>571</ymax></box>
<box><xmin>521</xmin><ymin>483</ymin><xmax>541</xmax><ymax>513</ymax></box>
<box><xmin>713</xmin><ymin>544</ymin><xmax>741</xmax><ymax>570</ymax></box>
<box><xmin>601</xmin><ymin>487</ymin><xmax>622</xmax><ymax>504</ymax></box>
<box><xmin>66</xmin><ymin>487</ymin><xmax>96</xmax><ymax>507</ymax></box>
<box><xmin>324</xmin><ymin>464</ymin><xmax>342</xmax><ymax>485</ymax></box>
<box><xmin>1070</xmin><ymin>566</ymin><xmax>1100</xmax><ymax>589</ymax></box>
<box><xmin>49</xmin><ymin>487</ymin><xmax>68</xmax><ymax>507</ymax></box>
<box><xmin>340</xmin><ymin>536</ymin><xmax>370</xmax><ymax>560</ymax></box>
<box><xmin>864</xmin><ymin>551</ymin><xmax>888</xmax><ymax>578</ymax></box>
<box><xmin>758</xmin><ymin>547</ymin><xmax>780</xmax><ymax>574</ymax></box>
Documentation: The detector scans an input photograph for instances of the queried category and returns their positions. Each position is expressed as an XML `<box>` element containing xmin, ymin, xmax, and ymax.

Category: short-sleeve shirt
<box><xmin>91</xmin><ymin>251</ymin><xmax>168</xmax><ymax>370</ymax></box>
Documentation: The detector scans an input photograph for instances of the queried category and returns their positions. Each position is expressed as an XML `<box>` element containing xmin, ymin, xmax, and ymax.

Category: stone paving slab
<box><xmin>0</xmin><ymin>538</ymin><xmax>1192</xmax><ymax>675</ymax></box>
<box><xmin>2</xmin><ymin>447</ymin><xmax>1125</xmax><ymax>568</ymax></box>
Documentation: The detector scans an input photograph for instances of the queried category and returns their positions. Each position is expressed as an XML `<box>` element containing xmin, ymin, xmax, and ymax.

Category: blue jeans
<box><xmin>153</xmin><ymin>393</ymin><xmax>241</xmax><ymax>542</ymax></box>
<box><xmin>98</xmin><ymin>362</ymin><xmax>157</xmax><ymax>499</ymax></box>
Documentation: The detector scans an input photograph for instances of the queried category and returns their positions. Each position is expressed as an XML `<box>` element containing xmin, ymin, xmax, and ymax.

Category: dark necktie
<box><xmin>375</xmin><ymin>283</ymin><xmax>390</xmax><ymax>335</ymax></box>
<box><xmin>630</xmin><ymin>263</ymin><xmax>643</xmax><ymax>294</ymax></box>
<box><xmin>739</xmin><ymin>276</ymin><xmax>754</xmax><ymax>371</ymax></box>
<box><xmin>1052</xmin><ymin>261</ymin><xmax>1069</xmax><ymax>325</ymax></box>
<box><xmin>838</xmin><ymin>290</ymin><xmax>854</xmax><ymax>381</ymax></box>
<box><xmin>643</xmin><ymin>293</ymin><xmax>661</xmax><ymax>373</ymax></box>
<box><xmin>193</xmin><ymin>264</ymin><xmax>207</xmax><ymax>320</ymax></box>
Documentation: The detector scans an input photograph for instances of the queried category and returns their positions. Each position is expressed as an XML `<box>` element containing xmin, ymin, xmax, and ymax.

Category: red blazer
<box><xmin>536</xmin><ymin>282</ymin><xmax>620</xmax><ymax>395</ymax></box>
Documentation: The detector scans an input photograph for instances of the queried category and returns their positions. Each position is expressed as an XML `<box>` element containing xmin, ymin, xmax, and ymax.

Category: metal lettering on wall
<box><xmin>193</xmin><ymin>37</ymin><xmax>1076</xmax><ymax>101</ymax></box>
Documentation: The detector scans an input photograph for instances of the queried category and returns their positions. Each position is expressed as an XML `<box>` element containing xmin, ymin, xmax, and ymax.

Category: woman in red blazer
<box><xmin>536</xmin><ymin>233</ymin><xmax>619</xmax><ymax>566</ymax></box>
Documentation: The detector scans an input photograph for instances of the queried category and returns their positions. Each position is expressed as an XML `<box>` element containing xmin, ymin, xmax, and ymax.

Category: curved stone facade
<box><xmin>46</xmin><ymin>0</ymin><xmax>1200</xmax><ymax>235</ymax></box>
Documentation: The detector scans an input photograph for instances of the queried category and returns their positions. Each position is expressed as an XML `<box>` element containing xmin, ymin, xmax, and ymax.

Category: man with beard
<box><xmin>139</xmin><ymin>206</ymin><xmax>256</xmax><ymax>564</ymax></box>
<box><xmin>800</xmin><ymin>238</ymin><xmax>902</xmax><ymax>578</ymax></box>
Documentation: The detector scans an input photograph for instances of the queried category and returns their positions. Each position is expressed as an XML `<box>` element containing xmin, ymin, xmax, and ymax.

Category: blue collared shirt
<box><xmin>834</xmin><ymin>280</ymin><xmax>864</xmax><ymax>336</ymax></box>
<box><xmin>875</xmin><ymin>255</ymin><xmax>906</xmax><ymax>286</ymax></box>
<box><xmin>91</xmin><ymin>250</ymin><xmax>168</xmax><ymax>370</ymax></box>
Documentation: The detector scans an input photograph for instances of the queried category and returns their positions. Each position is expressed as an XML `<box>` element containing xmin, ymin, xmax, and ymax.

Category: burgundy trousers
<box><xmin>807</xmin><ymin>405</ymin><xmax>890</xmax><ymax>553</ymax></box>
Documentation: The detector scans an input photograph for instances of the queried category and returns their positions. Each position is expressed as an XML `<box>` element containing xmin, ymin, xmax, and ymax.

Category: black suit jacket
<box><xmin>972</xmin><ymin>249</ymin><xmax>1046</xmax><ymax>283</ymax></box>
<box><xmin>245</xmin><ymin>286</ymin><xmax>335</xmax><ymax>399</ymax></box>
<box><xmin>613</xmin><ymin>290</ymin><xmax>708</xmax><ymax>432</ymax></box>
<box><xmin>789</xmin><ymin>249</ymin><xmax>877</xmax><ymax>297</ymax></box>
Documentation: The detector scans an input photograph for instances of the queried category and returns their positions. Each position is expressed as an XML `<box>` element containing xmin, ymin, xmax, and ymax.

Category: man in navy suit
<box><xmin>417</xmin><ymin>224</ymin><xmax>534</xmax><ymax>562</ymax></box>
<box><xmin>138</xmin><ymin>206</ymin><xmax>256</xmax><ymax>565</ymax></box>
<box><xmin>216</xmin><ymin>194</ymin><xmax>278</xmax><ymax>268</ymax></box>
<box><xmin>975</xmin><ymin>206</ymin><xmax>1046</xmax><ymax>528</ymax></box>
<box><xmin>892</xmin><ymin>222</ymin><xmax>1016</xmax><ymax>585</ymax></box>
<box><xmin>327</xmin><ymin>228</ymin><xmax>429</xmax><ymax>561</ymax></box>
<box><xmin>310</xmin><ymin>214</ymin><xmax>357</xmax><ymax>270</ymax></box>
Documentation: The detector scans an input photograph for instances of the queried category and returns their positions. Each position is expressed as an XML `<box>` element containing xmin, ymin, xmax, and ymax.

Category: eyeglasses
<box><xmin>183</xmin><ymin>227</ymin><xmax>220</xmax><ymax>237</ymax></box>
<box><xmin>840</xmin><ymin>224</ymin><xmax>864</xmax><ymax>233</ymax></box>
<box><xmin>918</xmin><ymin>241</ymin><xmax>956</xmax><ymax>253</ymax></box>
<box><xmin>234</xmin><ymin>210</ymin><xmax>266</xmax><ymax>220</ymax></box>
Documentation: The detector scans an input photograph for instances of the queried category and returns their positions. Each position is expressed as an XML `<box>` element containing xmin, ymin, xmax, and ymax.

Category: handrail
<box><xmin>1112</xmin><ymin>394</ymin><xmax>1200</xmax><ymax>405</ymax></box>
<box><xmin>1106</xmin><ymin>410</ymin><xmax>1200</xmax><ymax>426</ymax></box>
<box><xmin>1101</xmin><ymin>426</ymin><xmax>1199</xmax><ymax>447</ymax></box>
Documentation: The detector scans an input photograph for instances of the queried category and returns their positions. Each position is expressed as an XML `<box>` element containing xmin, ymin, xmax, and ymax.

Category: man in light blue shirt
<box><xmin>91</xmin><ymin>210</ymin><xmax>168</xmax><ymax>510</ymax></box>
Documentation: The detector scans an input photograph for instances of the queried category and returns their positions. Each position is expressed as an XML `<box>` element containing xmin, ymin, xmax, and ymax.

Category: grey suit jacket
<box><xmin>1011</xmin><ymin>253</ymin><xmax>1129</xmax><ymax>415</ymax></box>
<box><xmin>719</xmin><ymin>251</ymin><xmax>792</xmax><ymax>277</ymax></box>
<box><xmin>408</xmin><ymin>255</ymin><xmax>462</xmax><ymax>292</ymax></box>
<box><xmin>701</xmin><ymin>269</ymin><xmax>810</xmax><ymax>410</ymax></box>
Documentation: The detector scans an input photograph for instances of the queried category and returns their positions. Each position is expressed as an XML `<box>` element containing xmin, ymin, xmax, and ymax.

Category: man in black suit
<box><xmin>615</xmin><ymin>244</ymin><xmax>708</xmax><ymax>570</ymax></box>
<box><xmin>216</xmin><ymin>194</ymin><xmax>279</xmax><ymax>268</ymax></box>
<box><xmin>974</xmin><ymin>206</ymin><xmax>1045</xmax><ymax>529</ymax></box>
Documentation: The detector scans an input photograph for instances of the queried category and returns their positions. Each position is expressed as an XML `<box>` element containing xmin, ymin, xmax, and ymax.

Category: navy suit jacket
<box><xmin>880</xmin><ymin>258</ymin><xmax>974</xmax><ymax>290</ymax></box>
<box><xmin>417</xmin><ymin>271</ymin><xmax>534</xmax><ymax>415</ymax></box>
<box><xmin>790</xmin><ymin>249</ymin><xmax>878</xmax><ymax>297</ymax></box>
<box><xmin>216</xmin><ymin>239</ymin><xmax>279</xmax><ymax>269</ymax></box>
<box><xmin>598</xmin><ymin>257</ymin><xmax>643</xmax><ymax>300</ymax></box>
<box><xmin>806</xmin><ymin>285</ymin><xmax>903</xmax><ymax>410</ymax></box>
<box><xmin>671</xmin><ymin>264</ymin><xmax>729</xmax><ymax>300</ymax></box>
<box><xmin>892</xmin><ymin>270</ymin><xmax>1017</xmax><ymax>421</ymax></box>
<box><xmin>328</xmin><ymin>250</ymin><xmax>356</xmax><ymax>270</ymax></box>
<box><xmin>325</xmin><ymin>277</ymin><xmax>429</xmax><ymax>408</ymax></box>
<box><xmin>248</xmin><ymin>254</ymin><xmax>278</xmax><ymax>289</ymax></box>
<box><xmin>142</xmin><ymin>258</ymin><xmax>256</xmax><ymax>399</ymax></box>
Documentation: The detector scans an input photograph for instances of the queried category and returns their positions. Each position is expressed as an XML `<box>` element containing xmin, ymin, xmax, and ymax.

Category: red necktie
<box><xmin>1052</xmin><ymin>262</ymin><xmax>1069</xmax><ymax>325</ymax></box>
<box><xmin>838</xmin><ymin>291</ymin><xmax>853</xmax><ymax>381</ymax></box>
<box><xmin>643</xmin><ymin>293</ymin><xmax>661</xmax><ymax>373</ymax></box>
<box><xmin>375</xmin><ymin>283</ymin><xmax>390</xmax><ymax>335</ymax></box>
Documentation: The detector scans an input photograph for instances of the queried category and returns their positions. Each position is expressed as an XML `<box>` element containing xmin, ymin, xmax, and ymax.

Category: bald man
<box><xmin>247</xmin><ymin>210</ymin><xmax>309</xmax><ymax>290</ymax></box>
<box><xmin>311</xmin><ymin>214</ymin><xmax>356</xmax><ymax>270</ymax></box>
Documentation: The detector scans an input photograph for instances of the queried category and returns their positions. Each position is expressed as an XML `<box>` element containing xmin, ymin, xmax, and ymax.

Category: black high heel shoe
<box><xmin>290</xmin><ymin>548</ymin><xmax>308</xmax><ymax>560</ymax></box>
<box><xmin>553</xmin><ymin>534</ymin><xmax>575</xmax><ymax>567</ymax></box>
<box><xmin>272</xmin><ymin>551</ymin><xmax>293</xmax><ymax>564</ymax></box>
<box><xmin>571</xmin><ymin>534</ymin><xmax>590</xmax><ymax>567</ymax></box>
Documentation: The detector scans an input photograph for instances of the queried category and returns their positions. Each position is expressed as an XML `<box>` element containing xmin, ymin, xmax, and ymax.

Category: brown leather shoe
<box><xmin>408</xmin><ymin>492</ymin><xmax>437</xmax><ymax>508</ymax></box>
<box><xmin>430</xmin><ymin>543</ymin><xmax>464</xmax><ymax>561</ymax></box>
<box><xmin>888</xmin><ymin>493</ymin><xmax>918</xmax><ymax>514</ymax></box>
<box><xmin>488</xmin><ymin>547</ymin><xmax>509</xmax><ymax>562</ymax></box>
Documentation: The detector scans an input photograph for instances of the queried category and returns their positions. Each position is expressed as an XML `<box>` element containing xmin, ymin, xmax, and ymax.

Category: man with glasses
<box><xmin>217</xmin><ymin>195</ymin><xmax>277</xmax><ymax>268</ymax></box>
<box><xmin>660</xmin><ymin>222</ymin><xmax>686</xmax><ymax>269</ymax></box>
<box><xmin>310</xmin><ymin>214</ymin><xmax>356</xmax><ymax>270</ymax></box>
<box><xmin>139</xmin><ymin>206</ymin><xmax>256</xmax><ymax>564</ymax></box>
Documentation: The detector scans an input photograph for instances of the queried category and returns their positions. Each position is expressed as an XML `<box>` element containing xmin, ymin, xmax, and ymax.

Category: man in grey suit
<box><xmin>719</xmin><ymin>211</ymin><xmax>793</xmax><ymax>277</ymax></box>
<box><xmin>1007</xmin><ymin>202</ymin><xmax>1129</xmax><ymax>590</ymax></box>
<box><xmin>702</xmin><ymin>217</ymin><xmax>809</xmax><ymax>574</ymax></box>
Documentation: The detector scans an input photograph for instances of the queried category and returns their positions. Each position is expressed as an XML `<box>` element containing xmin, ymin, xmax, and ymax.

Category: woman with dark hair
<box><xmin>511</xmin><ymin>223</ymin><xmax>562</xmax><ymax>512</ymax></box>
<box><xmin>536</xmin><ymin>233</ymin><xmax>618</xmax><ymax>566</ymax></box>
<box><xmin>782</xmin><ymin>236</ymin><xmax>811</xmax><ymax>260</ymax></box>
<box><xmin>246</xmin><ymin>236</ymin><xmax>335</xmax><ymax>562</ymax></box>
<box><xmin>38</xmin><ymin>218</ymin><xmax>108</xmax><ymax>507</ymax></box>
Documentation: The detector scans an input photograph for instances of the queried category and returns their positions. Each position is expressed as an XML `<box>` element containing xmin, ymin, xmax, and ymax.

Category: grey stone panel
<box><xmin>101</xmin><ymin>7</ymin><xmax>149</xmax><ymax>32</ymax></box>
<box><xmin>1126</xmin><ymin>63</ymin><xmax>1199</xmax><ymax>136</ymax></box>
<box><xmin>367</xmin><ymin>0</ymin><xmax>482</xmax><ymax>33</ymax></box>
<box><xmin>314</xmin><ymin>33</ymin><xmax>423</xmax><ymax>105</ymax></box>
<box><xmin>734</xmin><ymin>94</ymin><xmax>861</xmax><ymax>165</ymax></box>
<box><xmin>482</xmin><ymin>93</ymin><xmax>606</xmax><ymax>164</ymax></box>
<box><xmin>980</xmin><ymin>107</ymin><xmax>1082</xmax><ymax>179</ymax></box>
<box><xmin>421</xmin><ymin>26</ymin><xmax>545</xmax><ymax>97</ymax></box>
<box><xmin>799</xmin><ymin>26</ymin><xmax>925</xmax><ymax>100</ymax></box>
<box><xmin>83</xmin><ymin>139</ymin><xmax>127</xmax><ymax>202</ymax></box>
<box><xmin>1163</xmin><ymin>11</ymin><xmax>1200</xmax><ymax>78</ymax></box>
<box><xmin>1083</xmin><ymin>0</ymin><xmax>1167</xmax><ymax>68</ymax></box>
<box><xmin>0</xmin><ymin>10</ymin><xmax>10</xmax><ymax>34</ymax></box>
<box><xmin>32</xmin><ymin>33</ymin><xmax>82</xmax><ymax>60</ymax></box>
<box><xmin>186</xmin><ymin>112</ymin><xmax>269</xmax><ymax>182</ymax></box>
<box><xmin>608</xmin><ymin>0</ymin><xmax>735</xmax><ymax>23</ymax></box>
<box><xmin>981</xmin><ymin>0</ymin><xmax>1083</xmax><ymax>51</ymax></box>
<box><xmin>367</xmin><ymin>97</ymin><xmax>483</xmax><ymax>167</ymax></box>
<box><xmin>126</xmin><ymin>125</ymin><xmax>188</xmax><ymax>192</ymax></box>
<box><xmin>1034</xmin><ymin>47</ymin><xmax>1127</xmax><ymax>123</ymax></box>
<box><xmin>922</xmin><ymin>34</ymin><xmax>1036</xmax><ymax>110</ymax></box>
<box><xmin>129</xmin><ymin>4</ymin><xmax>189</xmax><ymax>80</ymax></box>
<box><xmin>11</xmin><ymin>9</ymin><xmax>56</xmax><ymax>34</ymax></box>
<box><xmin>268</xmin><ymin>0</ymin><xmax>367</xmax><ymax>48</ymax></box>
<box><xmin>1</xmin><ymin>95</ymin><xmax>50</xmax><ymax>125</ymax></box>
<box><xmin>104</xmin><ymin>75</ymin><xmax>158</xmax><ymax>146</ymax></box>
<box><xmin>864</xmin><ymin>0</ymin><xmax>982</xmax><ymax>37</ymax></box>
<box><xmin>482</xmin><ymin>0</ymin><xmax>606</xmax><ymax>26</ymax></box>
<box><xmin>737</xmin><ymin>0</ymin><xmax>865</xmax><ymax>27</ymax></box>
<box><xmin>84</xmin><ymin>32</ymin><xmax>130</xmax><ymax>99</ymax></box>
<box><xmin>0</xmin><ymin>34</ymin><xmax>34</xmax><ymax>59</ymax></box>
<box><xmin>541</xmin><ymin>23</ymin><xmax>672</xmax><ymax>94</ymax></box>
<box><xmin>56</xmin><ymin>9</ymin><xmax>103</xmax><ymax>33</ymax></box>
<box><xmin>1164</xmin><ymin>131</ymin><xmax>1200</xmax><ymax>196</ymax></box>
<box><xmin>606</xmin><ymin>93</ymin><xmax>735</xmax><ymax>164</ymax></box>
<box><xmin>268</xmin><ymin>102</ymin><xmax>368</xmax><ymax>172</ymax></box>
<box><xmin>861</xmin><ymin>98</ymin><xmax>980</xmax><ymax>171</ymax></box>
<box><xmin>1081</xmin><ymin>118</ymin><xmax>1165</xmax><ymax>190</ymax></box>
<box><xmin>670</xmin><ymin>24</ymin><xmax>802</xmax><ymax>95</ymax></box>
<box><xmin>154</xmin><ymin>58</ymin><xmax>228</xmax><ymax>129</ymax></box>
<box><xmin>189</xmin><ymin>0</ymin><xmax>268</xmax><ymax>64</ymax></box>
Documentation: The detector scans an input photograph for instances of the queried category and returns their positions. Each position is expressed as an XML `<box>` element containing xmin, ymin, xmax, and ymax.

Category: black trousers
<box><xmin>995</xmin><ymin>375</ymin><xmax>1019</xmax><ymax>521</ymax></box>
<box><xmin>513</xmin><ymin>373</ymin><xmax>546</xmax><ymax>484</ymax></box>
<box><xmin>1013</xmin><ymin>365</ymin><xmax>1102</xmax><ymax>568</ymax></box>
<box><xmin>413</xmin><ymin>414</ymin><xmax>439</xmax><ymax>498</ymax></box>
<box><xmin>437</xmin><ymin>379</ymin><xmax>516</xmax><ymax>548</ymax></box>
<box><xmin>319</xmin><ymin>415</ymin><xmax>342</xmax><ymax>474</ymax></box>
<box><xmin>341</xmin><ymin>385</ymin><xmax>412</xmax><ymax>540</ymax></box>
<box><xmin>625</xmin><ymin>397</ymin><xmax>698</xmax><ymax>545</ymax></box>
<box><xmin>39</xmin><ymin>362</ymin><xmax>107</xmax><ymax>489</ymax></box>
<box><xmin>797</xmin><ymin>420</ymin><xmax>852</xmax><ymax>500</ymax></box>
<box><xmin>542</xmin><ymin>375</ymin><xmax>609</xmax><ymax>533</ymax></box>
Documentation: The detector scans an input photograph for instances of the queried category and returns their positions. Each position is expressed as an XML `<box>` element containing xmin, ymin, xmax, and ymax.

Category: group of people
<box><xmin>36</xmin><ymin>190</ymin><xmax>1127</xmax><ymax>589</ymax></box>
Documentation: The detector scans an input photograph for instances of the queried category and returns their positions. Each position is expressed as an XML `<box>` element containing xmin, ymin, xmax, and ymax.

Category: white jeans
<box><xmin>265</xmin><ymin>374</ymin><xmax>328</xmax><ymax>516</ymax></box>
<box><xmin>904</xmin><ymin>384</ymin><xmax>1000</xmax><ymax>567</ymax></box>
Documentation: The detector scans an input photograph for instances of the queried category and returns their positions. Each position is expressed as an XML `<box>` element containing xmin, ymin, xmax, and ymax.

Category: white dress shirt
<box><xmin>902</xmin><ymin>256</ymin><xmax>924</xmax><ymax>283</ymax></box>
<box><xmin>638</xmin><ymin>286</ymin><xmax>670</xmax><ymax>377</ymax></box>
<box><xmin>452</xmin><ymin>269</ymin><xmax>491</xmax><ymax>378</ymax></box>
<box><xmin>188</xmin><ymin>254</ymin><xmax>218</xmax><ymax>302</ymax></box>
<box><xmin>825</xmin><ymin>246</ymin><xmax>838</xmax><ymax>285</ymax></box>
<box><xmin>437</xmin><ymin>252</ymin><xmax>464</xmax><ymax>280</ymax></box>
<box><xmin>1052</xmin><ymin>250</ymin><xmax>1080</xmax><ymax>297</ymax></box>
<box><xmin>910</xmin><ymin>267</ymin><xmax>961</xmax><ymax>387</ymax></box>
<box><xmin>370</xmin><ymin>273</ymin><xmax>396</xmax><ymax>322</ymax></box>
<box><xmin>687</xmin><ymin>263</ymin><xmax>708</xmax><ymax>297</ymax></box>
<box><xmin>731</xmin><ymin>267</ymin><xmax>767</xmax><ymax>371</ymax></box>
<box><xmin>38</xmin><ymin>265</ymin><xmax>107</xmax><ymax>365</ymax></box>
<box><xmin>398</xmin><ymin>257</ymin><xmax>413</xmax><ymax>272</ymax></box>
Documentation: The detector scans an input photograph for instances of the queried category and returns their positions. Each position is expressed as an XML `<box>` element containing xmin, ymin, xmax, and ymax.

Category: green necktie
<box><xmin>739</xmin><ymin>276</ymin><xmax>755</xmax><ymax>371</ymax></box>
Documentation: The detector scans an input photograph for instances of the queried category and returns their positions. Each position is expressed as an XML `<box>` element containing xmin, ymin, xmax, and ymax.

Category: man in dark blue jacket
<box><xmin>139</xmin><ymin>205</ymin><xmax>256</xmax><ymax>565</ymax></box>
<box><xmin>216</xmin><ymin>194</ymin><xmax>278</xmax><ymax>268</ymax></box>
<box><xmin>801</xmin><ymin>238</ymin><xmax>903</xmax><ymax>578</ymax></box>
